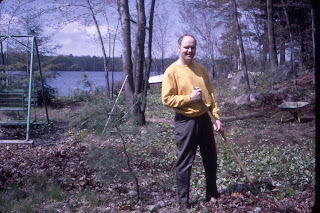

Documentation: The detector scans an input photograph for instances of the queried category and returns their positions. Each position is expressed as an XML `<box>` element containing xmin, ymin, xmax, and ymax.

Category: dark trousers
<box><xmin>174</xmin><ymin>112</ymin><xmax>218</xmax><ymax>204</ymax></box>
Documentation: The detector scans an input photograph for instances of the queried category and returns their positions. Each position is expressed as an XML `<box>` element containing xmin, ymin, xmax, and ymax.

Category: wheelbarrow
<box><xmin>278</xmin><ymin>101</ymin><xmax>309</xmax><ymax>122</ymax></box>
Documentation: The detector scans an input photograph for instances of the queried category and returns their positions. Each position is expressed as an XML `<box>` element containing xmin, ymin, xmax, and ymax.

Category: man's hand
<box><xmin>190</xmin><ymin>87</ymin><xmax>202</xmax><ymax>102</ymax></box>
<box><xmin>213</xmin><ymin>119</ymin><xmax>223</xmax><ymax>134</ymax></box>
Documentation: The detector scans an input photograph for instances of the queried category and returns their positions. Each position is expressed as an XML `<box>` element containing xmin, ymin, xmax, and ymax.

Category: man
<box><xmin>161</xmin><ymin>34</ymin><xmax>222</xmax><ymax>211</ymax></box>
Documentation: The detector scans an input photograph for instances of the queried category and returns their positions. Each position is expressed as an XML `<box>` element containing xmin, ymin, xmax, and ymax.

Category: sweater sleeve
<box><xmin>202</xmin><ymin>67</ymin><xmax>220</xmax><ymax>120</ymax></box>
<box><xmin>161</xmin><ymin>70</ymin><xmax>192</xmax><ymax>108</ymax></box>
<box><xmin>209</xmin><ymin>91</ymin><xmax>220</xmax><ymax>120</ymax></box>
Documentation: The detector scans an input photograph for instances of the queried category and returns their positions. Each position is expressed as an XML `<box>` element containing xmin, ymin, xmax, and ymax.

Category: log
<box><xmin>221</xmin><ymin>112</ymin><xmax>266</xmax><ymax>122</ymax></box>
<box><xmin>0</xmin><ymin>140</ymin><xmax>33</xmax><ymax>144</ymax></box>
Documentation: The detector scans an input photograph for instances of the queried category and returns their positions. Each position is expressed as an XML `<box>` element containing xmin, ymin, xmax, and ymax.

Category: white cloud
<box><xmin>51</xmin><ymin>22</ymin><xmax>104</xmax><ymax>57</ymax></box>
<box><xmin>50</xmin><ymin>21</ymin><xmax>122</xmax><ymax>57</ymax></box>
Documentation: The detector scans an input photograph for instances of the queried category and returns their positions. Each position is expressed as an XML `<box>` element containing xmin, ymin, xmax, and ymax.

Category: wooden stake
<box><xmin>102</xmin><ymin>75</ymin><xmax>128</xmax><ymax>135</ymax></box>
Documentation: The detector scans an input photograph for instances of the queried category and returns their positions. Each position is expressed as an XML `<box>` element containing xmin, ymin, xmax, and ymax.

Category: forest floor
<box><xmin>0</xmin><ymin>72</ymin><xmax>316</xmax><ymax>212</ymax></box>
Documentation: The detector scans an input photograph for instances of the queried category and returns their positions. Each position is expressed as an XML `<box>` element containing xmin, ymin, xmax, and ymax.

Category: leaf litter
<box><xmin>0</xmin><ymin>73</ymin><xmax>316</xmax><ymax>212</ymax></box>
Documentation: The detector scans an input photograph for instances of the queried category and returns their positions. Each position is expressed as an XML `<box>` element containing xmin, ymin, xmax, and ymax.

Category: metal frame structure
<box><xmin>0</xmin><ymin>35</ymin><xmax>50</xmax><ymax>141</ymax></box>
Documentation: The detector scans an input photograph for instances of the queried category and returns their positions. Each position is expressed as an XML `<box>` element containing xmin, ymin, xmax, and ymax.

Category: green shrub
<box><xmin>69</xmin><ymin>89</ymin><xmax>125</xmax><ymax>133</ymax></box>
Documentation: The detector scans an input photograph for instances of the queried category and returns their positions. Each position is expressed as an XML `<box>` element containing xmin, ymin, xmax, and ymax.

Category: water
<box><xmin>48</xmin><ymin>71</ymin><xmax>159</xmax><ymax>96</ymax></box>
<box><xmin>48</xmin><ymin>71</ymin><xmax>125</xmax><ymax>96</ymax></box>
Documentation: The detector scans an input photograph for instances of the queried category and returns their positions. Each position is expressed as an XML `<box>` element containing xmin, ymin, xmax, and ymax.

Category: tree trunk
<box><xmin>141</xmin><ymin>0</ymin><xmax>155</xmax><ymax>114</ymax></box>
<box><xmin>280</xmin><ymin>40</ymin><xmax>286</xmax><ymax>65</ymax></box>
<box><xmin>131</xmin><ymin>0</ymin><xmax>147</xmax><ymax>124</ymax></box>
<box><xmin>133</xmin><ymin>0</ymin><xmax>146</xmax><ymax>95</ymax></box>
<box><xmin>281</xmin><ymin>0</ymin><xmax>296</xmax><ymax>87</ymax></box>
<box><xmin>262</xmin><ymin>21</ymin><xmax>268</xmax><ymax>70</ymax></box>
<box><xmin>267</xmin><ymin>0</ymin><xmax>278</xmax><ymax>73</ymax></box>
<box><xmin>111</xmin><ymin>20</ymin><xmax>120</xmax><ymax>99</ymax></box>
<box><xmin>117</xmin><ymin>0</ymin><xmax>134</xmax><ymax>114</ymax></box>
<box><xmin>311</xmin><ymin>7</ymin><xmax>315</xmax><ymax>87</ymax></box>
<box><xmin>209</xmin><ymin>60</ymin><xmax>216</xmax><ymax>80</ymax></box>
<box><xmin>251</xmin><ymin>8</ymin><xmax>265</xmax><ymax>71</ymax></box>
<box><xmin>0</xmin><ymin>41</ymin><xmax>5</xmax><ymax>87</ymax></box>
<box><xmin>209</xmin><ymin>41</ymin><xmax>216</xmax><ymax>80</ymax></box>
<box><xmin>118</xmin><ymin>0</ymin><xmax>150</xmax><ymax>125</ymax></box>
<box><xmin>0</xmin><ymin>42</ymin><xmax>4</xmax><ymax>65</ymax></box>
<box><xmin>86</xmin><ymin>0</ymin><xmax>110</xmax><ymax>97</ymax></box>
<box><xmin>299</xmin><ymin>30</ymin><xmax>306</xmax><ymax>72</ymax></box>
<box><xmin>233</xmin><ymin>0</ymin><xmax>251</xmax><ymax>92</ymax></box>
<box><xmin>161</xmin><ymin>48</ymin><xmax>165</xmax><ymax>73</ymax></box>
<box><xmin>312</xmin><ymin>1</ymin><xmax>320</xmax><ymax>211</ymax></box>
<box><xmin>279</xmin><ymin>19</ymin><xmax>286</xmax><ymax>65</ymax></box>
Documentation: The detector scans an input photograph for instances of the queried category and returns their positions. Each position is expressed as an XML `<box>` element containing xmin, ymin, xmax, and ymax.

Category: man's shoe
<box><xmin>179</xmin><ymin>202</ymin><xmax>191</xmax><ymax>211</ymax></box>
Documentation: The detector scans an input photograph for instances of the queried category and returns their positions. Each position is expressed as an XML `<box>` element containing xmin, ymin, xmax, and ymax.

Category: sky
<box><xmin>49</xmin><ymin>21</ymin><xmax>121</xmax><ymax>57</ymax></box>
<box><xmin>48</xmin><ymin>1</ymin><xmax>181</xmax><ymax>58</ymax></box>
<box><xmin>0</xmin><ymin>0</ymin><xmax>184</xmax><ymax>58</ymax></box>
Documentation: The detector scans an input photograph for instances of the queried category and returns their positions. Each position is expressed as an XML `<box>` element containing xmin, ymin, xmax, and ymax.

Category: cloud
<box><xmin>51</xmin><ymin>22</ymin><xmax>104</xmax><ymax>57</ymax></box>
<box><xmin>50</xmin><ymin>21</ymin><xmax>122</xmax><ymax>57</ymax></box>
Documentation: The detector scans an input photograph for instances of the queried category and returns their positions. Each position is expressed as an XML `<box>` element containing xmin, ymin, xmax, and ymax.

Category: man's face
<box><xmin>178</xmin><ymin>36</ymin><xmax>196</xmax><ymax>63</ymax></box>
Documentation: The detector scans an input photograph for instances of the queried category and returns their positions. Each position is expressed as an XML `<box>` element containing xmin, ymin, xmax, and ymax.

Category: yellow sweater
<box><xmin>161</xmin><ymin>62</ymin><xmax>220</xmax><ymax>120</ymax></box>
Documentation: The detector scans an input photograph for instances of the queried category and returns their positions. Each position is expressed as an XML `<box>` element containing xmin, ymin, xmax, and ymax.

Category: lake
<box><xmin>48</xmin><ymin>71</ymin><xmax>124</xmax><ymax>96</ymax></box>
<box><xmin>48</xmin><ymin>71</ymin><xmax>159</xmax><ymax>96</ymax></box>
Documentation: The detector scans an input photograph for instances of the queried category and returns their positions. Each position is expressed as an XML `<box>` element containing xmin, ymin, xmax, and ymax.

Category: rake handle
<box><xmin>201</xmin><ymin>100</ymin><xmax>259</xmax><ymax>193</ymax></box>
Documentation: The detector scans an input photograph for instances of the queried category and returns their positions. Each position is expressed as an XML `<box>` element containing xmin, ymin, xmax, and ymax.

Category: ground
<box><xmin>0</xmin><ymin>72</ymin><xmax>316</xmax><ymax>212</ymax></box>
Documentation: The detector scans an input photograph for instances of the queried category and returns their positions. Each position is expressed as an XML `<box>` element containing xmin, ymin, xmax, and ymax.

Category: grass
<box><xmin>0</xmin><ymin>175</ymin><xmax>66</xmax><ymax>212</ymax></box>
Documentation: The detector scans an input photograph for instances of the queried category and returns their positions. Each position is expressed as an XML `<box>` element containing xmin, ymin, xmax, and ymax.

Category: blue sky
<box><xmin>49</xmin><ymin>1</ymin><xmax>181</xmax><ymax>57</ymax></box>
<box><xmin>0</xmin><ymin>0</ymin><xmax>183</xmax><ymax>58</ymax></box>
<box><xmin>49</xmin><ymin>21</ymin><xmax>121</xmax><ymax>57</ymax></box>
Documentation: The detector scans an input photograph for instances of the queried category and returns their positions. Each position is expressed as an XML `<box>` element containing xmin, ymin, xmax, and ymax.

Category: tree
<box><xmin>242</xmin><ymin>0</ymin><xmax>268</xmax><ymax>71</ymax></box>
<box><xmin>179</xmin><ymin>2</ymin><xmax>220</xmax><ymax>80</ymax></box>
<box><xmin>232</xmin><ymin>0</ymin><xmax>251</xmax><ymax>92</ymax></box>
<box><xmin>179</xmin><ymin>0</ymin><xmax>251</xmax><ymax>90</ymax></box>
<box><xmin>117</xmin><ymin>0</ymin><xmax>134</xmax><ymax>120</ymax></box>
<box><xmin>52</xmin><ymin>0</ymin><xmax>116</xmax><ymax>98</ymax></box>
<box><xmin>312</xmin><ymin>0</ymin><xmax>319</xmax><ymax>211</ymax></box>
<box><xmin>152</xmin><ymin>2</ymin><xmax>170</xmax><ymax>74</ymax></box>
<box><xmin>85</xmin><ymin>0</ymin><xmax>110</xmax><ymax>97</ymax></box>
<box><xmin>311</xmin><ymin>6</ymin><xmax>315</xmax><ymax>86</ymax></box>
<box><xmin>132</xmin><ymin>0</ymin><xmax>146</xmax><ymax>101</ymax></box>
<box><xmin>280</xmin><ymin>0</ymin><xmax>296</xmax><ymax>86</ymax></box>
<box><xmin>141</xmin><ymin>0</ymin><xmax>155</xmax><ymax>114</ymax></box>
<box><xmin>0</xmin><ymin>0</ymin><xmax>60</xmax><ymax>88</ymax></box>
<box><xmin>267</xmin><ymin>0</ymin><xmax>278</xmax><ymax>73</ymax></box>
<box><xmin>117</xmin><ymin>0</ymin><xmax>155</xmax><ymax>124</ymax></box>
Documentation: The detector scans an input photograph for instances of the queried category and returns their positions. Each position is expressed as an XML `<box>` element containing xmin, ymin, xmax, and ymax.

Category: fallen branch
<box><xmin>115</xmin><ymin>126</ymin><xmax>141</xmax><ymax>202</ymax></box>
<box><xmin>221</xmin><ymin>112</ymin><xmax>266</xmax><ymax>123</ymax></box>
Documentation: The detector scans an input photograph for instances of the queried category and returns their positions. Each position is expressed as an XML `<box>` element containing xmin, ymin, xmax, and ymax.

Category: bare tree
<box><xmin>133</xmin><ymin>0</ymin><xmax>146</xmax><ymax>98</ymax></box>
<box><xmin>52</xmin><ymin>0</ymin><xmax>115</xmax><ymax>97</ymax></box>
<box><xmin>117</xmin><ymin>0</ymin><xmax>156</xmax><ymax>124</ymax></box>
<box><xmin>267</xmin><ymin>0</ymin><xmax>278</xmax><ymax>73</ymax></box>
<box><xmin>280</xmin><ymin>0</ymin><xmax>296</xmax><ymax>87</ymax></box>
<box><xmin>85</xmin><ymin>0</ymin><xmax>110</xmax><ymax>97</ymax></box>
<box><xmin>245</xmin><ymin>3</ymin><xmax>268</xmax><ymax>71</ymax></box>
<box><xmin>232</xmin><ymin>0</ymin><xmax>251</xmax><ymax>92</ymax></box>
<box><xmin>117</xmin><ymin>0</ymin><xmax>134</xmax><ymax>118</ymax></box>
<box><xmin>312</xmin><ymin>1</ymin><xmax>320</xmax><ymax>211</ymax></box>
<box><xmin>311</xmin><ymin>6</ymin><xmax>315</xmax><ymax>87</ymax></box>
<box><xmin>0</xmin><ymin>0</ymin><xmax>60</xmax><ymax>86</ymax></box>
<box><xmin>179</xmin><ymin>2</ymin><xmax>220</xmax><ymax>80</ymax></box>
<box><xmin>178</xmin><ymin>0</ymin><xmax>251</xmax><ymax>91</ymax></box>
<box><xmin>141</xmin><ymin>0</ymin><xmax>155</xmax><ymax>114</ymax></box>
<box><xmin>153</xmin><ymin>3</ymin><xmax>170</xmax><ymax>73</ymax></box>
